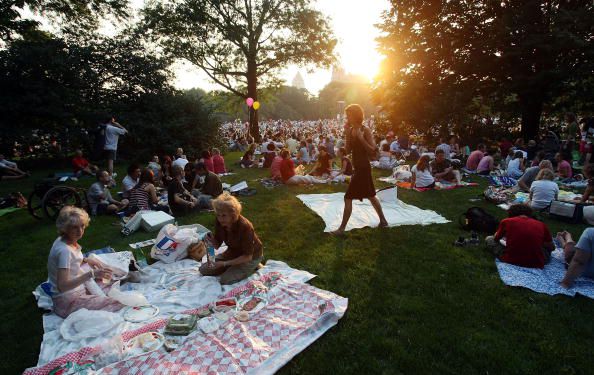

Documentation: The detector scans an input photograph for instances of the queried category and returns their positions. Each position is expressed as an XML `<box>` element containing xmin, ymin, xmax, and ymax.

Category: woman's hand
<box><xmin>86</xmin><ymin>257</ymin><xmax>102</xmax><ymax>268</ymax></box>
<box><xmin>93</xmin><ymin>268</ymin><xmax>113</xmax><ymax>280</ymax></box>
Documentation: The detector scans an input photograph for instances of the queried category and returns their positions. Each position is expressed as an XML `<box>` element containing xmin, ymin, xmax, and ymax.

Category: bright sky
<box><xmin>174</xmin><ymin>0</ymin><xmax>390</xmax><ymax>94</ymax></box>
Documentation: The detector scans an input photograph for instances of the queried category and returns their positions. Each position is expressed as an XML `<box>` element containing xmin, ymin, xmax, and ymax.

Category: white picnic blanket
<box><xmin>297</xmin><ymin>187</ymin><xmax>449</xmax><ymax>232</ymax></box>
<box><xmin>34</xmin><ymin>259</ymin><xmax>316</xmax><ymax>367</ymax></box>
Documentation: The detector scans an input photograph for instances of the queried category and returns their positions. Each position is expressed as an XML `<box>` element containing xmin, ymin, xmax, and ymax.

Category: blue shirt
<box><xmin>576</xmin><ymin>228</ymin><xmax>594</xmax><ymax>278</ymax></box>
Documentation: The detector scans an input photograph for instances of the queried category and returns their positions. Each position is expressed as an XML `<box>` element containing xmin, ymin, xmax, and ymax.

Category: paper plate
<box><xmin>124</xmin><ymin>332</ymin><xmax>165</xmax><ymax>358</ymax></box>
<box><xmin>236</xmin><ymin>296</ymin><xmax>268</xmax><ymax>315</ymax></box>
<box><xmin>123</xmin><ymin>305</ymin><xmax>160</xmax><ymax>323</ymax></box>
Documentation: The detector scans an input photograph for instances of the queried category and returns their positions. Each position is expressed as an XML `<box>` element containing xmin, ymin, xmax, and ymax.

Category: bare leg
<box><xmin>330</xmin><ymin>198</ymin><xmax>353</xmax><ymax>235</ymax></box>
<box><xmin>107</xmin><ymin>159</ymin><xmax>114</xmax><ymax>176</ymax></box>
<box><xmin>453</xmin><ymin>170</ymin><xmax>462</xmax><ymax>184</ymax></box>
<box><xmin>369</xmin><ymin>196</ymin><xmax>388</xmax><ymax>227</ymax></box>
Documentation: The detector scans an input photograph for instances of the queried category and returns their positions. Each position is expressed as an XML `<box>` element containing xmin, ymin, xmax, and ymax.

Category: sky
<box><xmin>172</xmin><ymin>0</ymin><xmax>391</xmax><ymax>94</ymax></box>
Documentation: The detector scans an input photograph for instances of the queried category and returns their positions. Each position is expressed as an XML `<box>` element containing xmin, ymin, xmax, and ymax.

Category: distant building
<box><xmin>291</xmin><ymin>72</ymin><xmax>306</xmax><ymax>90</ymax></box>
<box><xmin>331</xmin><ymin>64</ymin><xmax>367</xmax><ymax>84</ymax></box>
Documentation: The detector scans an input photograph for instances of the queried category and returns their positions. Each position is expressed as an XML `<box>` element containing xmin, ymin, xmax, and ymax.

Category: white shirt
<box><xmin>390</xmin><ymin>140</ymin><xmax>400</xmax><ymax>153</ymax></box>
<box><xmin>412</xmin><ymin>165</ymin><xmax>435</xmax><ymax>188</ymax></box>
<box><xmin>172</xmin><ymin>157</ymin><xmax>189</xmax><ymax>169</ymax></box>
<box><xmin>122</xmin><ymin>175</ymin><xmax>138</xmax><ymax>192</ymax></box>
<box><xmin>104</xmin><ymin>124</ymin><xmax>127</xmax><ymax>151</ymax></box>
<box><xmin>507</xmin><ymin>158</ymin><xmax>523</xmax><ymax>178</ymax></box>
<box><xmin>530</xmin><ymin>180</ymin><xmax>559</xmax><ymax>209</ymax></box>
<box><xmin>47</xmin><ymin>237</ymin><xmax>85</xmax><ymax>296</ymax></box>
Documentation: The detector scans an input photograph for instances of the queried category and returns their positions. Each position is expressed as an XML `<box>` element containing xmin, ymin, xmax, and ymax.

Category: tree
<box><xmin>375</xmin><ymin>0</ymin><xmax>594</xmax><ymax>140</ymax></box>
<box><xmin>0</xmin><ymin>0</ymin><xmax>129</xmax><ymax>41</ymax></box>
<box><xmin>142</xmin><ymin>0</ymin><xmax>337</xmax><ymax>141</ymax></box>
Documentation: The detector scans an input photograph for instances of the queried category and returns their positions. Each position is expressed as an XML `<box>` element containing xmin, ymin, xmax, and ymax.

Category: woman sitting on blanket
<box><xmin>528</xmin><ymin>168</ymin><xmax>558</xmax><ymax>210</ymax></box>
<box><xmin>309</xmin><ymin>146</ymin><xmax>332</xmax><ymax>177</ymax></box>
<box><xmin>486</xmin><ymin>204</ymin><xmax>554</xmax><ymax>269</ymax></box>
<box><xmin>507</xmin><ymin>151</ymin><xmax>525</xmax><ymax>179</ymax></box>
<box><xmin>48</xmin><ymin>206</ymin><xmax>123</xmax><ymax>318</ymax></box>
<box><xmin>127</xmin><ymin>168</ymin><xmax>168</xmax><ymax>214</ymax></box>
<box><xmin>200</xmin><ymin>192</ymin><xmax>263</xmax><ymax>285</ymax></box>
<box><xmin>378</xmin><ymin>143</ymin><xmax>396</xmax><ymax>169</ymax></box>
<box><xmin>280</xmin><ymin>150</ymin><xmax>327</xmax><ymax>185</ymax></box>
<box><xmin>476</xmin><ymin>147</ymin><xmax>499</xmax><ymax>176</ymax></box>
<box><xmin>411</xmin><ymin>155</ymin><xmax>435</xmax><ymax>189</ymax></box>
<box><xmin>558</xmin><ymin>228</ymin><xmax>594</xmax><ymax>288</ymax></box>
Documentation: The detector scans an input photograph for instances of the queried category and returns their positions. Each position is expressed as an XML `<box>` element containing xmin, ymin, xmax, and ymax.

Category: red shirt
<box><xmin>270</xmin><ymin>156</ymin><xmax>283</xmax><ymax>179</ymax></box>
<box><xmin>212</xmin><ymin>155</ymin><xmax>226</xmax><ymax>174</ymax></box>
<box><xmin>72</xmin><ymin>156</ymin><xmax>89</xmax><ymax>172</ymax></box>
<box><xmin>466</xmin><ymin>150</ymin><xmax>484</xmax><ymax>170</ymax></box>
<box><xmin>280</xmin><ymin>158</ymin><xmax>296</xmax><ymax>182</ymax></box>
<box><xmin>495</xmin><ymin>216</ymin><xmax>552</xmax><ymax>268</ymax></box>
<box><xmin>203</xmin><ymin>157</ymin><xmax>215</xmax><ymax>173</ymax></box>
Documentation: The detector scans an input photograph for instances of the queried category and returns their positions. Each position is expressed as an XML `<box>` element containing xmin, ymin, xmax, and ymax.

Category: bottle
<box><xmin>207</xmin><ymin>246</ymin><xmax>215</xmax><ymax>268</ymax></box>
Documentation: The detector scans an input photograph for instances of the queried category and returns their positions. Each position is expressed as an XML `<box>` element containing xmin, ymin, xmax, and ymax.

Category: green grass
<box><xmin>1</xmin><ymin>152</ymin><xmax>593</xmax><ymax>374</ymax></box>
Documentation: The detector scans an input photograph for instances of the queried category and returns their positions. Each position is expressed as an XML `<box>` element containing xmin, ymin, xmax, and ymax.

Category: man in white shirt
<box><xmin>103</xmin><ymin>117</ymin><xmax>127</xmax><ymax>176</ymax></box>
<box><xmin>122</xmin><ymin>164</ymin><xmax>141</xmax><ymax>194</ymax></box>
<box><xmin>172</xmin><ymin>155</ymin><xmax>189</xmax><ymax>169</ymax></box>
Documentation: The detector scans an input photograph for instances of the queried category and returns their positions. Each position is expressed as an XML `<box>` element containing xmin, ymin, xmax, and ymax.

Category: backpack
<box><xmin>459</xmin><ymin>206</ymin><xmax>499</xmax><ymax>233</ymax></box>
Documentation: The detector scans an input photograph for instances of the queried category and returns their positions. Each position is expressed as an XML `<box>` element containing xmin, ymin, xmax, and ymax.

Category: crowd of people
<box><xmin>37</xmin><ymin>108</ymin><xmax>594</xmax><ymax>319</ymax></box>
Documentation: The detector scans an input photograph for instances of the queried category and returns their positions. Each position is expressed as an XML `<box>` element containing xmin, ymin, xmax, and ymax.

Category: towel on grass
<box><xmin>496</xmin><ymin>249</ymin><xmax>594</xmax><ymax>298</ymax></box>
<box><xmin>393</xmin><ymin>181</ymin><xmax>477</xmax><ymax>191</ymax></box>
<box><xmin>297</xmin><ymin>187</ymin><xmax>448</xmax><ymax>232</ymax></box>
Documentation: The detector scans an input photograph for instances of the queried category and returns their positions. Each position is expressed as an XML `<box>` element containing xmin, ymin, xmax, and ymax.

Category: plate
<box><xmin>236</xmin><ymin>296</ymin><xmax>268</xmax><ymax>315</ymax></box>
<box><xmin>123</xmin><ymin>305</ymin><xmax>160</xmax><ymax>323</ymax></box>
<box><xmin>124</xmin><ymin>332</ymin><xmax>165</xmax><ymax>358</ymax></box>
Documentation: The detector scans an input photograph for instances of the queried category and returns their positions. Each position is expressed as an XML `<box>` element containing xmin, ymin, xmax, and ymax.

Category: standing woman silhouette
<box><xmin>331</xmin><ymin>104</ymin><xmax>388</xmax><ymax>235</ymax></box>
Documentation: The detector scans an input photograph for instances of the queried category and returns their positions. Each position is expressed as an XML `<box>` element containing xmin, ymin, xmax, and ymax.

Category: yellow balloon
<box><xmin>253</xmin><ymin>101</ymin><xmax>260</xmax><ymax>110</ymax></box>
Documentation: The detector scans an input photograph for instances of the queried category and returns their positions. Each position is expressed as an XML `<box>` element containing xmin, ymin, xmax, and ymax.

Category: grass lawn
<box><xmin>1</xmin><ymin>152</ymin><xmax>593</xmax><ymax>374</ymax></box>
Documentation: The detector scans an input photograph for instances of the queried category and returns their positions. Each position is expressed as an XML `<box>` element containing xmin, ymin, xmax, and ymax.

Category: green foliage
<box><xmin>375</xmin><ymin>0</ymin><xmax>594</xmax><ymax>140</ymax></box>
<box><xmin>141</xmin><ymin>0</ymin><xmax>337</xmax><ymax>139</ymax></box>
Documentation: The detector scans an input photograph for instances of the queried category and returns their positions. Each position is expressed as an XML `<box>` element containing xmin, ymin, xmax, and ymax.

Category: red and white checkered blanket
<box><xmin>24</xmin><ymin>273</ymin><xmax>348</xmax><ymax>375</ymax></box>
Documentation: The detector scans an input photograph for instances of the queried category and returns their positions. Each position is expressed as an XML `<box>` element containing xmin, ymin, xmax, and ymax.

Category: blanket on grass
<box><xmin>297</xmin><ymin>187</ymin><xmax>448</xmax><ymax>232</ymax></box>
<box><xmin>496</xmin><ymin>249</ymin><xmax>594</xmax><ymax>298</ymax></box>
<box><xmin>391</xmin><ymin>181</ymin><xmax>478</xmax><ymax>191</ymax></box>
<box><xmin>28</xmin><ymin>259</ymin><xmax>321</xmax><ymax>374</ymax></box>
<box><xmin>26</xmin><ymin>270</ymin><xmax>346</xmax><ymax>375</ymax></box>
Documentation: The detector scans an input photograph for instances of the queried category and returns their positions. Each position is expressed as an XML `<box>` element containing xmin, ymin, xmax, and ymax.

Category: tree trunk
<box><xmin>247</xmin><ymin>59</ymin><xmax>260</xmax><ymax>143</ymax></box>
<box><xmin>519</xmin><ymin>94</ymin><xmax>543</xmax><ymax>141</ymax></box>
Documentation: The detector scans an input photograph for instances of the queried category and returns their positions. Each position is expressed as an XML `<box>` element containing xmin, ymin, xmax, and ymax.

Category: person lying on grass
<box><xmin>431</xmin><ymin>149</ymin><xmax>461</xmax><ymax>185</ymax></box>
<box><xmin>411</xmin><ymin>155</ymin><xmax>435</xmax><ymax>189</ymax></box>
<box><xmin>486</xmin><ymin>204</ymin><xmax>554</xmax><ymax>268</ymax></box>
<box><xmin>279</xmin><ymin>149</ymin><xmax>327</xmax><ymax>185</ymax></box>
<box><xmin>558</xmin><ymin>229</ymin><xmax>594</xmax><ymax>288</ymax></box>
<box><xmin>200</xmin><ymin>192</ymin><xmax>263</xmax><ymax>285</ymax></box>
<box><xmin>48</xmin><ymin>206</ymin><xmax>123</xmax><ymax>318</ymax></box>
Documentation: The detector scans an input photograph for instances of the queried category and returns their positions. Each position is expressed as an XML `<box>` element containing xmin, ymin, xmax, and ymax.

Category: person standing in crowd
<box><xmin>331</xmin><ymin>104</ymin><xmax>388</xmax><ymax>235</ymax></box>
<box><xmin>103</xmin><ymin>117</ymin><xmax>127</xmax><ymax>176</ymax></box>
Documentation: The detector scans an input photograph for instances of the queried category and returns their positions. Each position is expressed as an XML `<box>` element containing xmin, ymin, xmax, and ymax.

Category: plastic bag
<box><xmin>61</xmin><ymin>308</ymin><xmax>123</xmax><ymax>341</ymax></box>
<box><xmin>107</xmin><ymin>281</ymin><xmax>149</xmax><ymax>307</ymax></box>
<box><xmin>150</xmin><ymin>224</ymin><xmax>201</xmax><ymax>263</ymax></box>
<box><xmin>84</xmin><ymin>278</ymin><xmax>106</xmax><ymax>297</ymax></box>
<box><xmin>94</xmin><ymin>336</ymin><xmax>124</xmax><ymax>369</ymax></box>
<box><xmin>88</xmin><ymin>251</ymin><xmax>133</xmax><ymax>280</ymax></box>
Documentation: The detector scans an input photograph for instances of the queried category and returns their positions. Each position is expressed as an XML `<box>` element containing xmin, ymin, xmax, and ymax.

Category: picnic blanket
<box><xmin>488</xmin><ymin>176</ymin><xmax>517</xmax><ymax>187</ymax></box>
<box><xmin>29</xmin><ymin>259</ymin><xmax>320</xmax><ymax>373</ymax></box>
<box><xmin>260</xmin><ymin>178</ymin><xmax>283</xmax><ymax>189</ymax></box>
<box><xmin>297</xmin><ymin>187</ymin><xmax>448</xmax><ymax>232</ymax></box>
<box><xmin>392</xmin><ymin>181</ymin><xmax>477</xmax><ymax>191</ymax></box>
<box><xmin>496</xmin><ymin>249</ymin><xmax>594</xmax><ymax>298</ymax></box>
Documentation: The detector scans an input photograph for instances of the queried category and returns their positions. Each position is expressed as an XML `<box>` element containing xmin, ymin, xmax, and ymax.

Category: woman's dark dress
<box><xmin>345</xmin><ymin>128</ymin><xmax>376</xmax><ymax>200</ymax></box>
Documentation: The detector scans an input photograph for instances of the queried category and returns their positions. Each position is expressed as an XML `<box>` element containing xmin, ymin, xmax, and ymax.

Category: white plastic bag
<box><xmin>88</xmin><ymin>251</ymin><xmax>133</xmax><ymax>280</ymax></box>
<box><xmin>107</xmin><ymin>281</ymin><xmax>149</xmax><ymax>307</ymax></box>
<box><xmin>150</xmin><ymin>224</ymin><xmax>201</xmax><ymax>263</ymax></box>
<box><xmin>84</xmin><ymin>278</ymin><xmax>106</xmax><ymax>297</ymax></box>
<box><xmin>61</xmin><ymin>308</ymin><xmax>123</xmax><ymax>341</ymax></box>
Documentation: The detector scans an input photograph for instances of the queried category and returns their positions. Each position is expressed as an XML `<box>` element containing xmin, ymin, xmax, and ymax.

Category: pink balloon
<box><xmin>246</xmin><ymin>97</ymin><xmax>254</xmax><ymax>107</ymax></box>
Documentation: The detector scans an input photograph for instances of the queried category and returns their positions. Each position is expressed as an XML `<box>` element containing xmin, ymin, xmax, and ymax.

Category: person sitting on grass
<box><xmin>555</xmin><ymin>152</ymin><xmax>573</xmax><ymax>180</ymax></box>
<box><xmin>191</xmin><ymin>162</ymin><xmax>223</xmax><ymax>209</ymax></box>
<box><xmin>280</xmin><ymin>149</ymin><xmax>327</xmax><ymax>185</ymax></box>
<box><xmin>528</xmin><ymin>168</ymin><xmax>559</xmax><ymax>210</ymax></box>
<box><xmin>431</xmin><ymin>149</ymin><xmax>461</xmax><ymax>185</ymax></box>
<box><xmin>378</xmin><ymin>143</ymin><xmax>396</xmax><ymax>169</ymax></box>
<box><xmin>122</xmin><ymin>164</ymin><xmax>141</xmax><ymax>193</ymax></box>
<box><xmin>127</xmin><ymin>168</ymin><xmax>167</xmax><ymax>214</ymax></box>
<box><xmin>531</xmin><ymin>150</ymin><xmax>546</xmax><ymax>167</ymax></box>
<box><xmin>262</xmin><ymin>142</ymin><xmax>277</xmax><ymax>169</ymax></box>
<box><xmin>310</xmin><ymin>145</ymin><xmax>332</xmax><ymax>177</ymax></box>
<box><xmin>87</xmin><ymin>171</ymin><xmax>128</xmax><ymax>216</ymax></box>
<box><xmin>558</xmin><ymin>229</ymin><xmax>594</xmax><ymax>288</ymax></box>
<box><xmin>0</xmin><ymin>153</ymin><xmax>29</xmax><ymax>179</ymax></box>
<box><xmin>295</xmin><ymin>140</ymin><xmax>311</xmax><ymax>164</ymax></box>
<box><xmin>486</xmin><ymin>204</ymin><xmax>554</xmax><ymax>268</ymax></box>
<box><xmin>465</xmin><ymin>143</ymin><xmax>486</xmax><ymax>171</ymax></box>
<box><xmin>200</xmin><ymin>150</ymin><xmax>215</xmax><ymax>173</ymax></box>
<box><xmin>48</xmin><ymin>206</ymin><xmax>123</xmax><ymax>318</ymax></box>
<box><xmin>476</xmin><ymin>147</ymin><xmax>498</xmax><ymax>176</ymax></box>
<box><xmin>240</xmin><ymin>144</ymin><xmax>256</xmax><ymax>168</ymax></box>
<box><xmin>168</xmin><ymin>164</ymin><xmax>199</xmax><ymax>216</ymax></box>
<box><xmin>161</xmin><ymin>155</ymin><xmax>173</xmax><ymax>186</ymax></box>
<box><xmin>335</xmin><ymin>147</ymin><xmax>353</xmax><ymax>177</ymax></box>
<box><xmin>575</xmin><ymin>164</ymin><xmax>594</xmax><ymax>203</ymax></box>
<box><xmin>212</xmin><ymin>148</ymin><xmax>227</xmax><ymax>174</ymax></box>
<box><xmin>411</xmin><ymin>155</ymin><xmax>435</xmax><ymax>188</ymax></box>
<box><xmin>518</xmin><ymin>160</ymin><xmax>553</xmax><ymax>192</ymax></box>
<box><xmin>147</xmin><ymin>155</ymin><xmax>162</xmax><ymax>186</ymax></box>
<box><xmin>507</xmin><ymin>150</ymin><xmax>525</xmax><ymax>179</ymax></box>
<box><xmin>72</xmin><ymin>150</ymin><xmax>98</xmax><ymax>177</ymax></box>
<box><xmin>270</xmin><ymin>150</ymin><xmax>283</xmax><ymax>180</ymax></box>
<box><xmin>199</xmin><ymin>192</ymin><xmax>263</xmax><ymax>285</ymax></box>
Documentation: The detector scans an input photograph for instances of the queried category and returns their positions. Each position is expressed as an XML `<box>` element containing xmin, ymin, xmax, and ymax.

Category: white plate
<box><xmin>123</xmin><ymin>305</ymin><xmax>160</xmax><ymax>323</ymax></box>
<box><xmin>124</xmin><ymin>332</ymin><xmax>165</xmax><ymax>358</ymax></box>
<box><xmin>236</xmin><ymin>296</ymin><xmax>268</xmax><ymax>315</ymax></box>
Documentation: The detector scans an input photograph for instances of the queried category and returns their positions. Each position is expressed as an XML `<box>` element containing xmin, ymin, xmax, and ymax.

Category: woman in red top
<box><xmin>212</xmin><ymin>148</ymin><xmax>226</xmax><ymax>174</ymax></box>
<box><xmin>200</xmin><ymin>150</ymin><xmax>215</xmax><ymax>173</ymax></box>
<box><xmin>280</xmin><ymin>150</ymin><xmax>326</xmax><ymax>185</ymax></box>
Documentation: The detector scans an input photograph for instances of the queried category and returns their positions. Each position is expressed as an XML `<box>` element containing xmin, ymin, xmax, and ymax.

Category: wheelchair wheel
<box><xmin>42</xmin><ymin>186</ymin><xmax>82</xmax><ymax>220</ymax></box>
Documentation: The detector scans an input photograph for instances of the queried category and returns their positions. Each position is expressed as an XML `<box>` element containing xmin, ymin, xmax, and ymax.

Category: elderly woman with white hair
<box><xmin>200</xmin><ymin>192</ymin><xmax>263</xmax><ymax>284</ymax></box>
<box><xmin>48</xmin><ymin>206</ymin><xmax>123</xmax><ymax>318</ymax></box>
